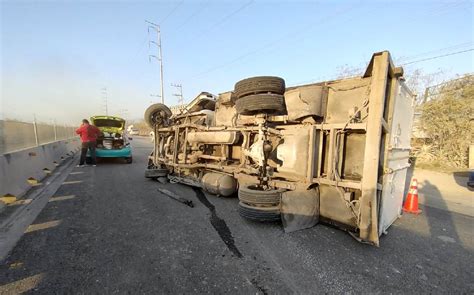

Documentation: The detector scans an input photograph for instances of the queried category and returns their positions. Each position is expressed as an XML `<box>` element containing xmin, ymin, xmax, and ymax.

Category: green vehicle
<box><xmin>87</xmin><ymin>115</ymin><xmax>133</xmax><ymax>163</ymax></box>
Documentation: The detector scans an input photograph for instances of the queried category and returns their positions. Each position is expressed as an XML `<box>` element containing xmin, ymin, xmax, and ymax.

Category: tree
<box><xmin>132</xmin><ymin>120</ymin><xmax>152</xmax><ymax>136</ymax></box>
<box><xmin>335</xmin><ymin>64</ymin><xmax>364</xmax><ymax>79</ymax></box>
<box><xmin>334</xmin><ymin>64</ymin><xmax>445</xmax><ymax>104</ymax></box>
<box><xmin>419</xmin><ymin>75</ymin><xmax>474</xmax><ymax>168</ymax></box>
<box><xmin>404</xmin><ymin>68</ymin><xmax>445</xmax><ymax>104</ymax></box>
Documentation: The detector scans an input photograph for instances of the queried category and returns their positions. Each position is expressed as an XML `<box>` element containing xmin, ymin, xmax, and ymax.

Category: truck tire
<box><xmin>238</xmin><ymin>202</ymin><xmax>281</xmax><ymax>222</ymax></box>
<box><xmin>238</xmin><ymin>184</ymin><xmax>285</xmax><ymax>205</ymax></box>
<box><xmin>234</xmin><ymin>76</ymin><xmax>285</xmax><ymax>99</ymax></box>
<box><xmin>145</xmin><ymin>168</ymin><xmax>168</xmax><ymax>179</ymax></box>
<box><xmin>235</xmin><ymin>94</ymin><xmax>286</xmax><ymax>115</ymax></box>
<box><xmin>144</xmin><ymin>103</ymin><xmax>172</xmax><ymax>128</ymax></box>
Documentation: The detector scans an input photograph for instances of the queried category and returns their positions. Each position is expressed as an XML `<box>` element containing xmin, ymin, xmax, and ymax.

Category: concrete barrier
<box><xmin>0</xmin><ymin>138</ymin><xmax>81</xmax><ymax>209</ymax></box>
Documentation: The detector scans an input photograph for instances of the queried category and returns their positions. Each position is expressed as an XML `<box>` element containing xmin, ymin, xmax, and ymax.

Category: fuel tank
<box><xmin>187</xmin><ymin>131</ymin><xmax>240</xmax><ymax>145</ymax></box>
<box><xmin>201</xmin><ymin>173</ymin><xmax>237</xmax><ymax>197</ymax></box>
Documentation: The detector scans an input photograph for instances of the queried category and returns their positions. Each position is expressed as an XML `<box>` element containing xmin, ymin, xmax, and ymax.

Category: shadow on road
<box><xmin>91</xmin><ymin>158</ymin><xmax>130</xmax><ymax>165</ymax></box>
<box><xmin>420</xmin><ymin>180</ymin><xmax>461</xmax><ymax>243</ymax></box>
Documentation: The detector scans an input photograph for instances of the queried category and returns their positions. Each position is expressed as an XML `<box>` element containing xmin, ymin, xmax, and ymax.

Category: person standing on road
<box><xmin>76</xmin><ymin>119</ymin><xmax>101</xmax><ymax>167</ymax></box>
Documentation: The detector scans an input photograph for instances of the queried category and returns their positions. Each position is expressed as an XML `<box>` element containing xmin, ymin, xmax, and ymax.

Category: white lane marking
<box><xmin>62</xmin><ymin>180</ymin><xmax>83</xmax><ymax>185</ymax></box>
<box><xmin>49</xmin><ymin>195</ymin><xmax>76</xmax><ymax>202</ymax></box>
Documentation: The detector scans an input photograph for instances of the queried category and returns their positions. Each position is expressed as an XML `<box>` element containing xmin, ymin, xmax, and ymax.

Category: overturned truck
<box><xmin>145</xmin><ymin>51</ymin><xmax>414</xmax><ymax>246</ymax></box>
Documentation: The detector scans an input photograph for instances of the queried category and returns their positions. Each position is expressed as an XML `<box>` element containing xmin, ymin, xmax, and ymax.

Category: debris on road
<box><xmin>157</xmin><ymin>188</ymin><xmax>194</xmax><ymax>208</ymax></box>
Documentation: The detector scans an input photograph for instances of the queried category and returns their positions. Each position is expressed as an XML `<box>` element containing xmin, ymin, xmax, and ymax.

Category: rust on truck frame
<box><xmin>144</xmin><ymin>51</ymin><xmax>415</xmax><ymax>246</ymax></box>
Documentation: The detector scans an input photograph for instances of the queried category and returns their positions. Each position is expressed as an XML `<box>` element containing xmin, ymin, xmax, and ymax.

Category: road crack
<box><xmin>192</xmin><ymin>188</ymin><xmax>242</xmax><ymax>258</ymax></box>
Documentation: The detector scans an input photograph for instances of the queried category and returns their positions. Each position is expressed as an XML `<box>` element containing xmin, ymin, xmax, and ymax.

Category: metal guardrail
<box><xmin>0</xmin><ymin>120</ymin><xmax>77</xmax><ymax>154</ymax></box>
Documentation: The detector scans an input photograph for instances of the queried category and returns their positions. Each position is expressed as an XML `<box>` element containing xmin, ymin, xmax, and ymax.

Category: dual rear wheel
<box><xmin>238</xmin><ymin>184</ymin><xmax>285</xmax><ymax>222</ymax></box>
<box><xmin>233</xmin><ymin>77</ymin><xmax>287</xmax><ymax>220</ymax></box>
<box><xmin>233</xmin><ymin>76</ymin><xmax>286</xmax><ymax>115</ymax></box>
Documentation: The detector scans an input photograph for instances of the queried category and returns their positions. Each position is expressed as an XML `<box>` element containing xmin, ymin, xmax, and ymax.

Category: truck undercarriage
<box><xmin>145</xmin><ymin>51</ymin><xmax>414</xmax><ymax>246</ymax></box>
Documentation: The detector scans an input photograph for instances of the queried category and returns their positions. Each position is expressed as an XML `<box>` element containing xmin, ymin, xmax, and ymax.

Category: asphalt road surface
<box><xmin>1</xmin><ymin>138</ymin><xmax>473</xmax><ymax>293</ymax></box>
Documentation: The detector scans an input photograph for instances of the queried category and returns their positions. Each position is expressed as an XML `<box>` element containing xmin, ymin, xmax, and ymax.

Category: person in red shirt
<box><xmin>76</xmin><ymin>119</ymin><xmax>102</xmax><ymax>167</ymax></box>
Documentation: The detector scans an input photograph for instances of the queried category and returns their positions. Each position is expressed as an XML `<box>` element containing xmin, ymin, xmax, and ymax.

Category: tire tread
<box><xmin>234</xmin><ymin>76</ymin><xmax>285</xmax><ymax>98</ymax></box>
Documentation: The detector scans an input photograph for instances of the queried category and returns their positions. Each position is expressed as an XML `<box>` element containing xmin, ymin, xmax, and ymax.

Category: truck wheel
<box><xmin>147</xmin><ymin>154</ymin><xmax>154</xmax><ymax>168</ymax></box>
<box><xmin>235</xmin><ymin>94</ymin><xmax>286</xmax><ymax>115</ymax></box>
<box><xmin>238</xmin><ymin>184</ymin><xmax>285</xmax><ymax>205</ymax></box>
<box><xmin>145</xmin><ymin>168</ymin><xmax>168</xmax><ymax>179</ymax></box>
<box><xmin>144</xmin><ymin>103</ymin><xmax>172</xmax><ymax>128</ymax></box>
<box><xmin>238</xmin><ymin>202</ymin><xmax>281</xmax><ymax>222</ymax></box>
<box><xmin>234</xmin><ymin>76</ymin><xmax>285</xmax><ymax>99</ymax></box>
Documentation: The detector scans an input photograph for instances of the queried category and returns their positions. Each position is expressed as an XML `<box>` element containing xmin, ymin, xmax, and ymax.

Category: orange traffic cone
<box><xmin>403</xmin><ymin>178</ymin><xmax>422</xmax><ymax>214</ymax></box>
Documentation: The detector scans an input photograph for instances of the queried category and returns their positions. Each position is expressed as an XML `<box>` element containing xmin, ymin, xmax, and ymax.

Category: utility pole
<box><xmin>33</xmin><ymin>114</ymin><xmax>39</xmax><ymax>146</ymax></box>
<box><xmin>117</xmin><ymin>108</ymin><xmax>129</xmax><ymax>118</ymax></box>
<box><xmin>147</xmin><ymin>20</ymin><xmax>164</xmax><ymax>104</ymax></box>
<box><xmin>102</xmin><ymin>87</ymin><xmax>109</xmax><ymax>115</ymax></box>
<box><xmin>171</xmin><ymin>83</ymin><xmax>184</xmax><ymax>105</ymax></box>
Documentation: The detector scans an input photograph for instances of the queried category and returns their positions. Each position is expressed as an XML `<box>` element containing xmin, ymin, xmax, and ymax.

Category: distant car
<box><xmin>129</xmin><ymin>128</ymin><xmax>140</xmax><ymax>136</ymax></box>
<box><xmin>87</xmin><ymin>115</ymin><xmax>132</xmax><ymax>163</ymax></box>
<box><xmin>468</xmin><ymin>170</ymin><xmax>474</xmax><ymax>189</ymax></box>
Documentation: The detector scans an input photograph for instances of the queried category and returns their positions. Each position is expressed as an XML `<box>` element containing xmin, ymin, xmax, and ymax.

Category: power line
<box><xmin>125</xmin><ymin>1</ymin><xmax>185</xmax><ymax>69</ymax></box>
<box><xmin>117</xmin><ymin>108</ymin><xmax>129</xmax><ymax>118</ymax></box>
<box><xmin>288</xmin><ymin>4</ymin><xmax>470</xmax><ymax>86</ymax></box>
<box><xmin>291</xmin><ymin>47</ymin><xmax>474</xmax><ymax>86</ymax></box>
<box><xmin>397</xmin><ymin>42</ymin><xmax>472</xmax><ymax>63</ymax></box>
<box><xmin>187</xmin><ymin>1</ymin><xmax>468</xmax><ymax>80</ymax></box>
<box><xmin>128</xmin><ymin>1</ymin><xmax>186</xmax><ymax>64</ymax></box>
<box><xmin>400</xmin><ymin>1</ymin><xmax>466</xmax><ymax>26</ymax></box>
<box><xmin>190</xmin><ymin>3</ymin><xmax>357</xmax><ymax>79</ymax></box>
<box><xmin>401</xmin><ymin>48</ymin><xmax>474</xmax><ymax>65</ymax></box>
<box><xmin>119</xmin><ymin>1</ymin><xmax>182</xmax><ymax>97</ymax></box>
<box><xmin>425</xmin><ymin>74</ymin><xmax>473</xmax><ymax>91</ymax></box>
<box><xmin>423</xmin><ymin>74</ymin><xmax>474</xmax><ymax>102</ymax></box>
<box><xmin>124</xmin><ymin>35</ymin><xmax>149</xmax><ymax>67</ymax></box>
<box><xmin>193</xmin><ymin>0</ymin><xmax>254</xmax><ymax>39</ymax></box>
<box><xmin>159</xmin><ymin>0</ymin><xmax>184</xmax><ymax>25</ymax></box>
<box><xmin>205</xmin><ymin>0</ymin><xmax>254</xmax><ymax>32</ymax></box>
<box><xmin>174</xmin><ymin>0</ymin><xmax>211</xmax><ymax>31</ymax></box>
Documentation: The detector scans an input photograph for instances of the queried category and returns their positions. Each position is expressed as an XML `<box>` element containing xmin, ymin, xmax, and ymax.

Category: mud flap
<box><xmin>281</xmin><ymin>188</ymin><xmax>320</xmax><ymax>233</ymax></box>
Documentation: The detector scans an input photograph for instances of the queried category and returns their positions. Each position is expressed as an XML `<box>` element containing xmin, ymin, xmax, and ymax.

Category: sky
<box><xmin>1</xmin><ymin>0</ymin><xmax>473</xmax><ymax>125</ymax></box>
